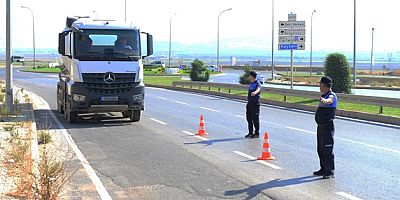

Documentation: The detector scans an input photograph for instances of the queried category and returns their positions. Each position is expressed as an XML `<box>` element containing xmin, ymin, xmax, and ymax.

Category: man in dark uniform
<box><xmin>314</xmin><ymin>76</ymin><xmax>337</xmax><ymax>179</ymax></box>
<box><xmin>245</xmin><ymin>71</ymin><xmax>262</xmax><ymax>139</ymax></box>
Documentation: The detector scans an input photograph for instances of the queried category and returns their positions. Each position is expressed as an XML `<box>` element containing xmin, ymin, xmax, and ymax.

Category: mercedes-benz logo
<box><xmin>103</xmin><ymin>72</ymin><xmax>116</xmax><ymax>84</ymax></box>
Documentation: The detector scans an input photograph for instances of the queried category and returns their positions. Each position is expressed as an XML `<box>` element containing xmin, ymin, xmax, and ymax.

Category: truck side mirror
<box><xmin>58</xmin><ymin>33</ymin><xmax>65</xmax><ymax>55</ymax></box>
<box><xmin>146</xmin><ymin>34</ymin><xmax>153</xmax><ymax>56</ymax></box>
<box><xmin>141</xmin><ymin>32</ymin><xmax>153</xmax><ymax>58</ymax></box>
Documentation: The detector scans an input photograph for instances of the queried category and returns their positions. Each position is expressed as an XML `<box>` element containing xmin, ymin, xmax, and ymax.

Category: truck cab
<box><xmin>57</xmin><ymin>17</ymin><xmax>153</xmax><ymax>123</ymax></box>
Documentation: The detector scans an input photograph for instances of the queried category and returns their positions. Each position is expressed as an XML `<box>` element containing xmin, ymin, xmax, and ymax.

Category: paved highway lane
<box><xmin>4</xmin><ymin>69</ymin><xmax>400</xmax><ymax>199</ymax></box>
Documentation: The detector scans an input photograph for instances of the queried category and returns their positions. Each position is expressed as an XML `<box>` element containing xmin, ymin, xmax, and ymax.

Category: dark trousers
<box><xmin>317</xmin><ymin>121</ymin><xmax>335</xmax><ymax>174</ymax></box>
<box><xmin>246</xmin><ymin>103</ymin><xmax>260</xmax><ymax>135</ymax></box>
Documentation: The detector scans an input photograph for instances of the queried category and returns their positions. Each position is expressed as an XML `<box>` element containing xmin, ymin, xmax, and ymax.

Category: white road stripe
<box><xmin>28</xmin><ymin>92</ymin><xmax>112</xmax><ymax>200</ymax></box>
<box><xmin>235</xmin><ymin>115</ymin><xmax>246</xmax><ymax>119</ymax></box>
<box><xmin>336</xmin><ymin>137</ymin><xmax>400</xmax><ymax>155</ymax></box>
<box><xmin>200</xmin><ymin>107</ymin><xmax>221</xmax><ymax>112</ymax></box>
<box><xmin>182</xmin><ymin>131</ymin><xmax>209</xmax><ymax>141</ymax></box>
<box><xmin>150</xmin><ymin>118</ymin><xmax>167</xmax><ymax>125</ymax></box>
<box><xmin>156</xmin><ymin>96</ymin><xmax>167</xmax><ymax>100</ymax></box>
<box><xmin>285</xmin><ymin>126</ymin><xmax>400</xmax><ymax>155</ymax></box>
<box><xmin>175</xmin><ymin>101</ymin><xmax>189</xmax><ymax>105</ymax></box>
<box><xmin>233</xmin><ymin>151</ymin><xmax>282</xmax><ymax>170</ymax></box>
<box><xmin>336</xmin><ymin>192</ymin><xmax>363</xmax><ymax>200</ymax></box>
<box><xmin>286</xmin><ymin>126</ymin><xmax>316</xmax><ymax>135</ymax></box>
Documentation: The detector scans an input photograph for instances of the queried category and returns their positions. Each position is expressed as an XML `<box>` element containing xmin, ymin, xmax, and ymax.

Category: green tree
<box><xmin>190</xmin><ymin>59</ymin><xmax>209</xmax><ymax>82</ymax></box>
<box><xmin>324</xmin><ymin>53</ymin><xmax>352</xmax><ymax>93</ymax></box>
<box><xmin>239</xmin><ymin>65</ymin><xmax>252</xmax><ymax>85</ymax></box>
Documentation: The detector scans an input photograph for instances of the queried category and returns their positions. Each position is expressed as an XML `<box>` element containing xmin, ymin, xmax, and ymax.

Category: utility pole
<box><xmin>271</xmin><ymin>0</ymin><xmax>275</xmax><ymax>80</ymax></box>
<box><xmin>6</xmin><ymin>0</ymin><xmax>13</xmax><ymax>113</ymax></box>
<box><xmin>21</xmin><ymin>6</ymin><xmax>36</xmax><ymax>69</ymax></box>
<box><xmin>353</xmin><ymin>0</ymin><xmax>357</xmax><ymax>84</ymax></box>
<box><xmin>370</xmin><ymin>27</ymin><xmax>375</xmax><ymax>75</ymax></box>
<box><xmin>217</xmin><ymin>8</ymin><xmax>232</xmax><ymax>72</ymax></box>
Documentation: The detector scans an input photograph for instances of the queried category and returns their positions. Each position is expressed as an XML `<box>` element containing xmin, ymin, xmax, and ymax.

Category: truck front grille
<box><xmin>82</xmin><ymin>73</ymin><xmax>136</xmax><ymax>94</ymax></box>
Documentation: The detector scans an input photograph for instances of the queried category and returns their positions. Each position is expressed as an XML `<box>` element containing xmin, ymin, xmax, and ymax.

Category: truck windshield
<box><xmin>74</xmin><ymin>29</ymin><xmax>140</xmax><ymax>61</ymax></box>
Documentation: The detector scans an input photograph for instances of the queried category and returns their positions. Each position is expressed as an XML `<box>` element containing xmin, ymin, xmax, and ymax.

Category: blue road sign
<box><xmin>279</xmin><ymin>44</ymin><xmax>298</xmax><ymax>50</ymax></box>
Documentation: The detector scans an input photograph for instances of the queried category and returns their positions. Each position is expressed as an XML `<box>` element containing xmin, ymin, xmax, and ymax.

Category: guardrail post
<box><xmin>284</xmin><ymin>95</ymin><xmax>287</xmax><ymax>102</ymax></box>
<box><xmin>379</xmin><ymin>106</ymin><xmax>383</xmax><ymax>114</ymax></box>
<box><xmin>208</xmin><ymin>86</ymin><xmax>210</xmax><ymax>90</ymax></box>
<box><xmin>218</xmin><ymin>88</ymin><xmax>220</xmax><ymax>92</ymax></box>
<box><xmin>228</xmin><ymin>88</ymin><xmax>231</xmax><ymax>93</ymax></box>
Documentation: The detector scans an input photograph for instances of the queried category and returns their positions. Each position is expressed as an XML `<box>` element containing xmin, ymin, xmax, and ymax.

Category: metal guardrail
<box><xmin>172</xmin><ymin>81</ymin><xmax>400</xmax><ymax>114</ymax></box>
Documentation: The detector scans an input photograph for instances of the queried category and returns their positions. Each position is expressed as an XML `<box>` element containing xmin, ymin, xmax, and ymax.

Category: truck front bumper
<box><xmin>68</xmin><ymin>82</ymin><xmax>144</xmax><ymax>113</ymax></box>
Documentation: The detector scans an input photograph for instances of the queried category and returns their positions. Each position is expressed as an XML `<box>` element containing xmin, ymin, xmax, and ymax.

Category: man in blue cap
<box><xmin>245</xmin><ymin>71</ymin><xmax>262</xmax><ymax>139</ymax></box>
<box><xmin>314</xmin><ymin>76</ymin><xmax>337</xmax><ymax>179</ymax></box>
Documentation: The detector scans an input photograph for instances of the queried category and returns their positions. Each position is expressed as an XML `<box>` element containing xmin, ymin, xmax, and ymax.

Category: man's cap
<box><xmin>319</xmin><ymin>76</ymin><xmax>333</xmax><ymax>86</ymax></box>
<box><xmin>249</xmin><ymin>71</ymin><xmax>257</xmax><ymax>78</ymax></box>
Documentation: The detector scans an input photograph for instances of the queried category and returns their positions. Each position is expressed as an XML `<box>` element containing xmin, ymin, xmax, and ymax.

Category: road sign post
<box><xmin>278</xmin><ymin>13</ymin><xmax>305</xmax><ymax>90</ymax></box>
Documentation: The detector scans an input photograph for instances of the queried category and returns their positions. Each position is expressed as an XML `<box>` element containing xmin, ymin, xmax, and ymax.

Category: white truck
<box><xmin>57</xmin><ymin>17</ymin><xmax>153</xmax><ymax>123</ymax></box>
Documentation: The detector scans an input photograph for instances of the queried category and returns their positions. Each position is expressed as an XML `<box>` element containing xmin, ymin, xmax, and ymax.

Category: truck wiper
<box><xmin>109</xmin><ymin>52</ymin><xmax>140</xmax><ymax>61</ymax></box>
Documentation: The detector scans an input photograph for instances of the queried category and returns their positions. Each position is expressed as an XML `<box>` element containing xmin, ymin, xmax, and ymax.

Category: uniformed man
<box><xmin>245</xmin><ymin>71</ymin><xmax>261</xmax><ymax>139</ymax></box>
<box><xmin>314</xmin><ymin>76</ymin><xmax>337</xmax><ymax>179</ymax></box>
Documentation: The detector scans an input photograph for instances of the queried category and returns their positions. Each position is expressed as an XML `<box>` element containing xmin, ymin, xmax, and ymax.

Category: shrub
<box><xmin>190</xmin><ymin>59</ymin><xmax>209</xmax><ymax>82</ymax></box>
<box><xmin>324</xmin><ymin>53</ymin><xmax>352</xmax><ymax>93</ymax></box>
<box><xmin>239</xmin><ymin>65</ymin><xmax>252</xmax><ymax>85</ymax></box>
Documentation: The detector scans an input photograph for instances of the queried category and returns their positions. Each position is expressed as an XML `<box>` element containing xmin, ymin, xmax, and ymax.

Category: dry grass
<box><xmin>3</xmin><ymin>120</ymin><xmax>75</xmax><ymax>200</ymax></box>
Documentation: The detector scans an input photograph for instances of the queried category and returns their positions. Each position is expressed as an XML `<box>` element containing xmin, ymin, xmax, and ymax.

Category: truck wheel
<box><xmin>64</xmin><ymin>101</ymin><xmax>78</xmax><ymax>123</ymax></box>
<box><xmin>129</xmin><ymin>110</ymin><xmax>141</xmax><ymax>122</ymax></box>
<box><xmin>57</xmin><ymin>101</ymin><xmax>64</xmax><ymax>114</ymax></box>
<box><xmin>66</xmin><ymin>111</ymin><xmax>79</xmax><ymax>123</ymax></box>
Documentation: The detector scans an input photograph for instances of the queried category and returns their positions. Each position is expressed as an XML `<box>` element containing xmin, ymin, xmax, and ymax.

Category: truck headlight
<box><xmin>73</xmin><ymin>94</ymin><xmax>86</xmax><ymax>102</ymax></box>
<box><xmin>133</xmin><ymin>94</ymin><xmax>144</xmax><ymax>101</ymax></box>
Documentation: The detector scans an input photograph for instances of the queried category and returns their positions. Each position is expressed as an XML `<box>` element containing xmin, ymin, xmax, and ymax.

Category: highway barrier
<box><xmin>164</xmin><ymin>81</ymin><xmax>400</xmax><ymax>126</ymax></box>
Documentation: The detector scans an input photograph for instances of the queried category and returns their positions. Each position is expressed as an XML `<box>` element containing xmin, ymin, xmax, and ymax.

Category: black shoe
<box><xmin>322</xmin><ymin>173</ymin><xmax>335</xmax><ymax>179</ymax></box>
<box><xmin>245</xmin><ymin>133</ymin><xmax>253</xmax><ymax>138</ymax></box>
<box><xmin>250</xmin><ymin>134</ymin><xmax>260</xmax><ymax>138</ymax></box>
<box><xmin>313</xmin><ymin>169</ymin><xmax>325</xmax><ymax>176</ymax></box>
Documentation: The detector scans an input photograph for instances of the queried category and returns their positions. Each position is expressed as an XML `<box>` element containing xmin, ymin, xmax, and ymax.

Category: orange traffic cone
<box><xmin>196</xmin><ymin>115</ymin><xmax>208</xmax><ymax>136</ymax></box>
<box><xmin>258</xmin><ymin>132</ymin><xmax>274</xmax><ymax>160</ymax></box>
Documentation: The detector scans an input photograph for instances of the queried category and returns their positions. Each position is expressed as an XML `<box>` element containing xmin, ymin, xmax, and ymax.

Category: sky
<box><xmin>1</xmin><ymin>0</ymin><xmax>400</xmax><ymax>53</ymax></box>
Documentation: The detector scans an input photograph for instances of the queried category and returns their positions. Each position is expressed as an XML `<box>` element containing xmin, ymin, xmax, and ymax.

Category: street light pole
<box><xmin>169</xmin><ymin>13</ymin><xmax>176</xmax><ymax>68</ymax></box>
<box><xmin>310</xmin><ymin>10</ymin><xmax>316</xmax><ymax>77</ymax></box>
<box><xmin>353</xmin><ymin>0</ymin><xmax>357</xmax><ymax>84</ymax></box>
<box><xmin>6</xmin><ymin>0</ymin><xmax>13</xmax><ymax>113</ymax></box>
<box><xmin>370</xmin><ymin>27</ymin><xmax>375</xmax><ymax>75</ymax></box>
<box><xmin>21</xmin><ymin>6</ymin><xmax>36</xmax><ymax>69</ymax></box>
<box><xmin>217</xmin><ymin>8</ymin><xmax>232</xmax><ymax>71</ymax></box>
<box><xmin>124</xmin><ymin>0</ymin><xmax>127</xmax><ymax>22</ymax></box>
<box><xmin>271</xmin><ymin>0</ymin><xmax>275</xmax><ymax>80</ymax></box>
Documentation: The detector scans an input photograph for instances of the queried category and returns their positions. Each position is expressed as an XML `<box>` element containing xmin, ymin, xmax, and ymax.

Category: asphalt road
<box><xmin>210</xmin><ymin>70</ymin><xmax>400</xmax><ymax>99</ymax></box>
<box><xmin>2</xmin><ymin>68</ymin><xmax>400</xmax><ymax>200</ymax></box>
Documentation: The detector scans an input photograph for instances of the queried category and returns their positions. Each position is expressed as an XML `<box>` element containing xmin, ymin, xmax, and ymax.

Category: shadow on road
<box><xmin>34</xmin><ymin>109</ymin><xmax>133</xmax><ymax>131</ymax></box>
<box><xmin>184</xmin><ymin>137</ymin><xmax>245</xmax><ymax>146</ymax></box>
<box><xmin>224</xmin><ymin>175</ymin><xmax>321</xmax><ymax>200</ymax></box>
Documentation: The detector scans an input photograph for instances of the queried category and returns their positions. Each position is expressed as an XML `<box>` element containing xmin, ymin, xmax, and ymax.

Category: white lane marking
<box><xmin>233</xmin><ymin>151</ymin><xmax>282</xmax><ymax>170</ymax></box>
<box><xmin>28</xmin><ymin>92</ymin><xmax>112</xmax><ymax>200</ymax></box>
<box><xmin>156</xmin><ymin>96</ymin><xmax>167</xmax><ymax>100</ymax></box>
<box><xmin>150</xmin><ymin>118</ymin><xmax>167</xmax><ymax>125</ymax></box>
<box><xmin>235</xmin><ymin>115</ymin><xmax>246</xmax><ymax>119</ymax></box>
<box><xmin>336</xmin><ymin>137</ymin><xmax>400</xmax><ymax>155</ymax></box>
<box><xmin>175</xmin><ymin>101</ymin><xmax>189</xmax><ymax>106</ymax></box>
<box><xmin>182</xmin><ymin>131</ymin><xmax>195</xmax><ymax>136</ymax></box>
<box><xmin>336</xmin><ymin>192</ymin><xmax>363</xmax><ymax>200</ymax></box>
<box><xmin>286</xmin><ymin>126</ymin><xmax>316</xmax><ymax>135</ymax></box>
<box><xmin>182</xmin><ymin>131</ymin><xmax>209</xmax><ymax>141</ymax></box>
<box><xmin>200</xmin><ymin>107</ymin><xmax>221</xmax><ymax>113</ymax></box>
<box><xmin>284</xmin><ymin>126</ymin><xmax>400</xmax><ymax>155</ymax></box>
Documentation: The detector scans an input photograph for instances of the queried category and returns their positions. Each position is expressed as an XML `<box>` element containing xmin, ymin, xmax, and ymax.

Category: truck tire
<box><xmin>57</xmin><ymin>101</ymin><xmax>64</xmax><ymax>114</ymax></box>
<box><xmin>64</xmin><ymin>101</ymin><xmax>78</xmax><ymax>123</ymax></box>
<box><xmin>129</xmin><ymin>110</ymin><xmax>141</xmax><ymax>122</ymax></box>
<box><xmin>65</xmin><ymin>111</ymin><xmax>79</xmax><ymax>123</ymax></box>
